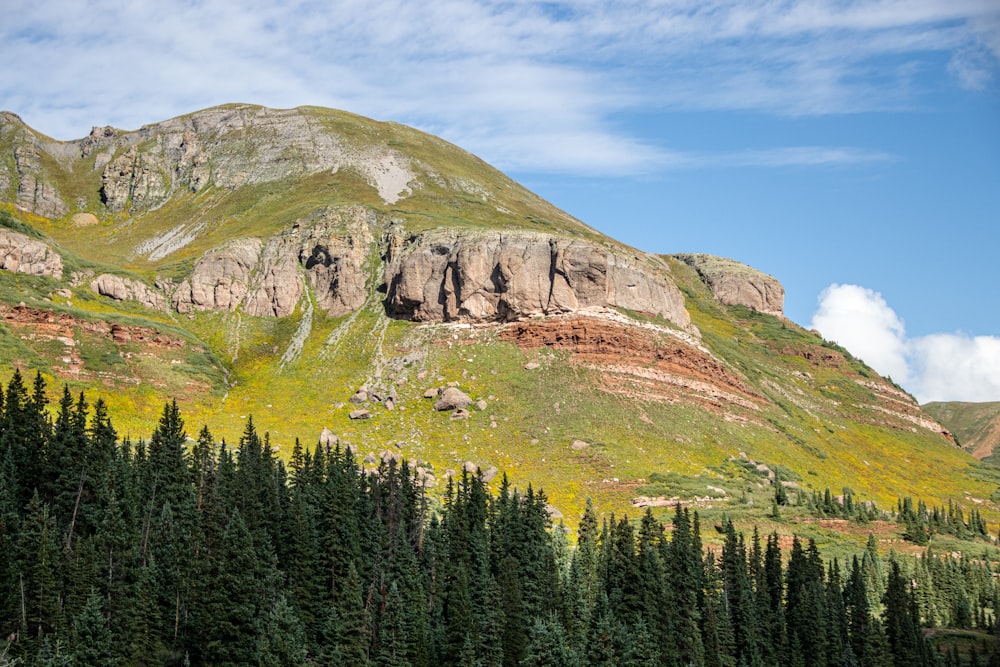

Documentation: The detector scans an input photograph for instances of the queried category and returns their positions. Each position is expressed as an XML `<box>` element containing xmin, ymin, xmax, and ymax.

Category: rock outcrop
<box><xmin>101</xmin><ymin>145</ymin><xmax>171</xmax><ymax>212</ymax></box>
<box><xmin>675</xmin><ymin>254</ymin><xmax>784</xmax><ymax>318</ymax></box>
<box><xmin>13</xmin><ymin>143</ymin><xmax>68</xmax><ymax>218</ymax></box>
<box><xmin>0</xmin><ymin>229</ymin><xmax>63</xmax><ymax>279</ymax></box>
<box><xmin>172</xmin><ymin>206</ymin><xmax>373</xmax><ymax>318</ymax></box>
<box><xmin>385</xmin><ymin>230</ymin><xmax>691</xmax><ymax>328</ymax></box>
<box><xmin>86</xmin><ymin>106</ymin><xmax>415</xmax><ymax>211</ymax></box>
<box><xmin>90</xmin><ymin>274</ymin><xmax>167</xmax><ymax>311</ymax></box>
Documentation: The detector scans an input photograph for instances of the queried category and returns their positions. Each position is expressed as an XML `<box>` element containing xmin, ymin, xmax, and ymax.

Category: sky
<box><xmin>2</xmin><ymin>0</ymin><xmax>999</xmax><ymax>403</ymax></box>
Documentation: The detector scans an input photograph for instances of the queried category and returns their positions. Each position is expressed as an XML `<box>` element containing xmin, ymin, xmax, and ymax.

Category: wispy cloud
<box><xmin>811</xmin><ymin>284</ymin><xmax>1000</xmax><ymax>403</ymax></box>
<box><xmin>1</xmin><ymin>0</ymin><xmax>997</xmax><ymax>173</ymax></box>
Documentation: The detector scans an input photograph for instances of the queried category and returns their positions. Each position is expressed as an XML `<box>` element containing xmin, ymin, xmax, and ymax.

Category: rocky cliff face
<box><xmin>93</xmin><ymin>106</ymin><xmax>416</xmax><ymax>212</ymax></box>
<box><xmin>171</xmin><ymin>206</ymin><xmax>374</xmax><ymax>318</ymax></box>
<box><xmin>385</xmin><ymin>229</ymin><xmax>691</xmax><ymax>327</ymax></box>
<box><xmin>166</xmin><ymin>215</ymin><xmax>691</xmax><ymax>329</ymax></box>
<box><xmin>0</xmin><ymin>113</ymin><xmax>70</xmax><ymax>218</ymax></box>
<box><xmin>675</xmin><ymin>253</ymin><xmax>784</xmax><ymax>317</ymax></box>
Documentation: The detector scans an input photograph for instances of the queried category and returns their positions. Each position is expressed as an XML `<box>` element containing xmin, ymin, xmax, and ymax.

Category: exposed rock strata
<box><xmin>0</xmin><ymin>304</ymin><xmax>185</xmax><ymax>349</ymax></box>
<box><xmin>385</xmin><ymin>231</ymin><xmax>690</xmax><ymax>328</ymax></box>
<box><xmin>500</xmin><ymin>315</ymin><xmax>755</xmax><ymax>402</ymax></box>
<box><xmin>500</xmin><ymin>313</ymin><xmax>763</xmax><ymax>418</ymax></box>
<box><xmin>675</xmin><ymin>253</ymin><xmax>784</xmax><ymax>317</ymax></box>
<box><xmin>0</xmin><ymin>229</ymin><xmax>63</xmax><ymax>278</ymax></box>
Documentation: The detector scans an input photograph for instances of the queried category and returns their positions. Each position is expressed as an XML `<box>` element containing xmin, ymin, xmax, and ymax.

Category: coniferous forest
<box><xmin>1</xmin><ymin>370</ymin><xmax>999</xmax><ymax>666</ymax></box>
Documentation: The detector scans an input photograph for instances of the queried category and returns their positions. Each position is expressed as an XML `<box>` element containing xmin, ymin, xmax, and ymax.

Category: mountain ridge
<box><xmin>0</xmin><ymin>104</ymin><xmax>985</xmax><ymax>532</ymax></box>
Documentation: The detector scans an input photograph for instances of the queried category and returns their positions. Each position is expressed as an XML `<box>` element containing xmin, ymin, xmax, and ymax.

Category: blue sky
<box><xmin>3</xmin><ymin>0</ymin><xmax>999</xmax><ymax>402</ymax></box>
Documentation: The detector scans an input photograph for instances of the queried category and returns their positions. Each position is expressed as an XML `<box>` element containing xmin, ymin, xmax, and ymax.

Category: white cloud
<box><xmin>910</xmin><ymin>334</ymin><xmax>1000</xmax><ymax>403</ymax></box>
<box><xmin>1</xmin><ymin>0</ymin><xmax>997</xmax><ymax>174</ymax></box>
<box><xmin>811</xmin><ymin>284</ymin><xmax>911</xmax><ymax>385</ymax></box>
<box><xmin>811</xmin><ymin>284</ymin><xmax>1000</xmax><ymax>403</ymax></box>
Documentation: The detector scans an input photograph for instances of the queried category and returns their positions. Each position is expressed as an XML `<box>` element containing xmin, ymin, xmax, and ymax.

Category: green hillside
<box><xmin>924</xmin><ymin>401</ymin><xmax>1000</xmax><ymax>461</ymax></box>
<box><xmin>0</xmin><ymin>105</ymin><xmax>996</xmax><ymax>555</ymax></box>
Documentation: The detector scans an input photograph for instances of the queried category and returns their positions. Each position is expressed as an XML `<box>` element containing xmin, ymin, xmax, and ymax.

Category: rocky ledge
<box><xmin>385</xmin><ymin>229</ymin><xmax>691</xmax><ymax>329</ymax></box>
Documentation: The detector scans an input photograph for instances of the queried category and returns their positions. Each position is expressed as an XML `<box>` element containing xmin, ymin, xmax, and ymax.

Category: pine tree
<box><xmin>15</xmin><ymin>491</ymin><xmax>63</xmax><ymax>645</ymax></box>
<box><xmin>70</xmin><ymin>589</ymin><xmax>113</xmax><ymax>666</ymax></box>
<box><xmin>882</xmin><ymin>560</ymin><xmax>924</xmax><ymax>667</ymax></box>
<box><xmin>259</xmin><ymin>594</ymin><xmax>308</xmax><ymax>667</ymax></box>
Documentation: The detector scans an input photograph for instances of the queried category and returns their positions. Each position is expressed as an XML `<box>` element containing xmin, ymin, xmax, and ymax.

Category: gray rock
<box><xmin>101</xmin><ymin>145</ymin><xmax>170</xmax><ymax>212</ymax></box>
<box><xmin>524</xmin><ymin>362</ymin><xmax>540</xmax><ymax>370</ymax></box>
<box><xmin>450</xmin><ymin>408</ymin><xmax>471</xmax><ymax>420</ymax></box>
<box><xmin>475</xmin><ymin>399</ymin><xmax>488</xmax><ymax>411</ymax></box>
<box><xmin>434</xmin><ymin>387</ymin><xmax>473</xmax><ymax>411</ymax></box>
<box><xmin>349</xmin><ymin>390</ymin><xmax>369</xmax><ymax>404</ymax></box>
<box><xmin>482</xmin><ymin>466</ymin><xmax>499</xmax><ymax>483</ymax></box>
<box><xmin>423</xmin><ymin>388</ymin><xmax>440</xmax><ymax>399</ymax></box>
<box><xmin>349</xmin><ymin>409</ymin><xmax>370</xmax><ymax>420</ymax></box>
<box><xmin>0</xmin><ymin>230</ymin><xmax>63</xmax><ymax>279</ymax></box>
<box><xmin>13</xmin><ymin>143</ymin><xmax>68</xmax><ymax>218</ymax></box>
<box><xmin>319</xmin><ymin>428</ymin><xmax>338</xmax><ymax>446</ymax></box>
<box><xmin>384</xmin><ymin>229</ymin><xmax>690</xmax><ymax>328</ymax></box>
<box><xmin>675</xmin><ymin>253</ymin><xmax>784</xmax><ymax>318</ymax></box>
<box><xmin>90</xmin><ymin>274</ymin><xmax>166</xmax><ymax>311</ymax></box>
<box><xmin>168</xmin><ymin>206</ymin><xmax>373</xmax><ymax>318</ymax></box>
<box><xmin>571</xmin><ymin>440</ymin><xmax>589</xmax><ymax>451</ymax></box>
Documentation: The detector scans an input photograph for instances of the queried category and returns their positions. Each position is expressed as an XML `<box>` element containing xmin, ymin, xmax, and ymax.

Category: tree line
<box><xmin>0</xmin><ymin>369</ymin><xmax>997</xmax><ymax>666</ymax></box>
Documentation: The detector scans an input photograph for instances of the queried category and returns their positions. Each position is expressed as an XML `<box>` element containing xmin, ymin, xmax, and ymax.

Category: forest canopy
<box><xmin>0</xmin><ymin>370</ymin><xmax>994</xmax><ymax>666</ymax></box>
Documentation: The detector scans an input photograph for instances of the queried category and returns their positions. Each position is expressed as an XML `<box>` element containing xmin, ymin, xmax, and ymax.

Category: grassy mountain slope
<box><xmin>924</xmin><ymin>401</ymin><xmax>1000</xmax><ymax>461</ymax></box>
<box><xmin>0</xmin><ymin>105</ymin><xmax>996</xmax><ymax>555</ymax></box>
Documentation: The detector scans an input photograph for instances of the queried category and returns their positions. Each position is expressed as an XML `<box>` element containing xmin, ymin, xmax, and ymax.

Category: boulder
<box><xmin>434</xmin><ymin>387</ymin><xmax>473</xmax><ymax>411</ymax></box>
<box><xmin>450</xmin><ymin>408</ymin><xmax>471</xmax><ymax>420</ymax></box>
<box><xmin>349</xmin><ymin>409</ymin><xmax>370</xmax><ymax>420</ymax></box>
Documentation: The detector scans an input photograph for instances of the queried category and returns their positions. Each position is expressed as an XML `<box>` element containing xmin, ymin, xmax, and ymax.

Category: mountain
<box><xmin>923</xmin><ymin>401</ymin><xmax>1000</xmax><ymax>461</ymax></box>
<box><xmin>0</xmin><ymin>103</ymin><xmax>993</xmax><ymax>531</ymax></box>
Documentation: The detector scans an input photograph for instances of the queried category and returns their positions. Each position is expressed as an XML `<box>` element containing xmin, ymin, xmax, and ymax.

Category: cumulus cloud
<box><xmin>811</xmin><ymin>284</ymin><xmax>1000</xmax><ymax>403</ymax></box>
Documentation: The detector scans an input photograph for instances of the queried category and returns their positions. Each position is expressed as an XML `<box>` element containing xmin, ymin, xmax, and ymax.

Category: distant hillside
<box><xmin>0</xmin><ymin>103</ymin><xmax>993</xmax><ymax>541</ymax></box>
<box><xmin>923</xmin><ymin>401</ymin><xmax>1000</xmax><ymax>461</ymax></box>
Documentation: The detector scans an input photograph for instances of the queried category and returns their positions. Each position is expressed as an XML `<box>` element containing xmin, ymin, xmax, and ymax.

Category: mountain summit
<box><xmin>0</xmin><ymin>104</ymin><xmax>986</xmax><ymax>521</ymax></box>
